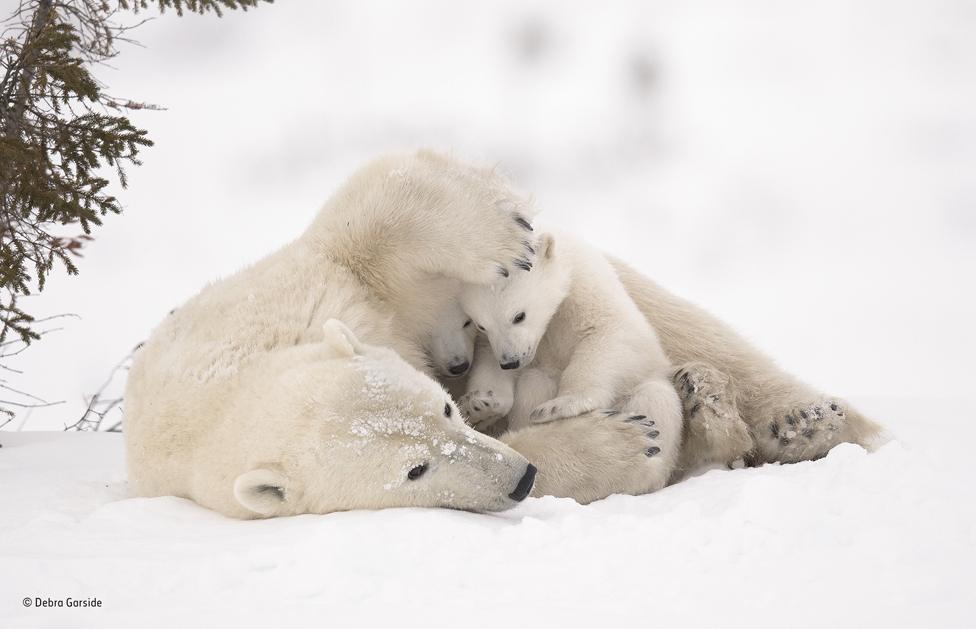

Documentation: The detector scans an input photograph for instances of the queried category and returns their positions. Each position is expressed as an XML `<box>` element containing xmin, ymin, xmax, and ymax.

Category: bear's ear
<box><xmin>539</xmin><ymin>233</ymin><xmax>556</xmax><ymax>260</ymax></box>
<box><xmin>322</xmin><ymin>319</ymin><xmax>364</xmax><ymax>359</ymax></box>
<box><xmin>233</xmin><ymin>468</ymin><xmax>292</xmax><ymax>517</ymax></box>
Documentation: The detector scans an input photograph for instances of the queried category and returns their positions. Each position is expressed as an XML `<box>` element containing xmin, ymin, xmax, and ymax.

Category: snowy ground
<box><xmin>2</xmin><ymin>396</ymin><xmax>974</xmax><ymax>627</ymax></box>
<box><xmin>2</xmin><ymin>1</ymin><xmax>975</xmax><ymax>626</ymax></box>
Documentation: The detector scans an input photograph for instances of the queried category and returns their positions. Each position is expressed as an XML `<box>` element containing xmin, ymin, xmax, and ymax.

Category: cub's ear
<box><xmin>322</xmin><ymin>319</ymin><xmax>363</xmax><ymax>358</ymax></box>
<box><xmin>539</xmin><ymin>233</ymin><xmax>556</xmax><ymax>260</ymax></box>
<box><xmin>233</xmin><ymin>468</ymin><xmax>292</xmax><ymax>517</ymax></box>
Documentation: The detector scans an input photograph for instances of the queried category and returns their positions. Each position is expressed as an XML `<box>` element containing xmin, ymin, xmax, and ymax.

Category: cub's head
<box><xmin>425</xmin><ymin>299</ymin><xmax>477</xmax><ymax>379</ymax></box>
<box><xmin>230</xmin><ymin>320</ymin><xmax>535</xmax><ymax>518</ymax></box>
<box><xmin>459</xmin><ymin>234</ymin><xmax>570</xmax><ymax>370</ymax></box>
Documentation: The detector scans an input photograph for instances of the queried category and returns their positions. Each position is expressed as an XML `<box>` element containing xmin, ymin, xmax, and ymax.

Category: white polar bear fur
<box><xmin>433</xmin><ymin>242</ymin><xmax>883</xmax><ymax>491</ymax></box>
<box><xmin>459</xmin><ymin>232</ymin><xmax>685</xmax><ymax>495</ymax></box>
<box><xmin>124</xmin><ymin>151</ymin><xmax>542</xmax><ymax>519</ymax></box>
<box><xmin>607</xmin><ymin>258</ymin><xmax>884</xmax><ymax>467</ymax></box>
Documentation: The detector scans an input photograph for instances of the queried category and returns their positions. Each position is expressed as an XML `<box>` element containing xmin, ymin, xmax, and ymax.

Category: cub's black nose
<box><xmin>447</xmin><ymin>361</ymin><xmax>470</xmax><ymax>376</ymax></box>
<box><xmin>508</xmin><ymin>464</ymin><xmax>537</xmax><ymax>502</ymax></box>
<box><xmin>500</xmin><ymin>359</ymin><xmax>520</xmax><ymax>370</ymax></box>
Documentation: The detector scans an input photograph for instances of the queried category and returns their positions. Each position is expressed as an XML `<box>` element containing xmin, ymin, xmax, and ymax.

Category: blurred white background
<box><xmin>6</xmin><ymin>0</ymin><xmax>975</xmax><ymax>430</ymax></box>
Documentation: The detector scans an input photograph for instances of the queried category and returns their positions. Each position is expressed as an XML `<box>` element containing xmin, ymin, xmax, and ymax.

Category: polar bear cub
<box><xmin>459</xmin><ymin>232</ymin><xmax>684</xmax><ymax>489</ymax></box>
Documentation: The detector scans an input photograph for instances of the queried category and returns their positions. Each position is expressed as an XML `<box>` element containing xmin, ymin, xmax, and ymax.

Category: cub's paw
<box><xmin>530</xmin><ymin>395</ymin><xmax>598</xmax><ymax>423</ymax></box>
<box><xmin>460</xmin><ymin>390</ymin><xmax>511</xmax><ymax>430</ymax></box>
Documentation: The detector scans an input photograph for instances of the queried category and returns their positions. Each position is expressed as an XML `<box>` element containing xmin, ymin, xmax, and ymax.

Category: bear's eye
<box><xmin>463</xmin><ymin>319</ymin><xmax>472</xmax><ymax>329</ymax></box>
<box><xmin>476</xmin><ymin>323</ymin><xmax>486</xmax><ymax>332</ymax></box>
<box><xmin>512</xmin><ymin>312</ymin><xmax>526</xmax><ymax>324</ymax></box>
<box><xmin>444</xmin><ymin>402</ymin><xmax>452</xmax><ymax>418</ymax></box>
<box><xmin>407</xmin><ymin>463</ymin><xmax>429</xmax><ymax>481</ymax></box>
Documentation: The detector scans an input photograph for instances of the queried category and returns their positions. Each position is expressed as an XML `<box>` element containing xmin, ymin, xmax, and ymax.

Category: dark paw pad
<box><xmin>645</xmin><ymin>446</ymin><xmax>661</xmax><ymax>457</ymax></box>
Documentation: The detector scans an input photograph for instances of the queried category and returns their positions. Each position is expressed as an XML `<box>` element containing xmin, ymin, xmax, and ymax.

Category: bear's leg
<box><xmin>460</xmin><ymin>338</ymin><xmax>516</xmax><ymax>431</ymax></box>
<box><xmin>500</xmin><ymin>408</ymin><xmax>670</xmax><ymax>504</ymax></box>
<box><xmin>506</xmin><ymin>368</ymin><xmax>558</xmax><ymax>431</ymax></box>
<box><xmin>752</xmin><ymin>395</ymin><xmax>883</xmax><ymax>464</ymax></box>
<box><xmin>321</xmin><ymin>152</ymin><xmax>538</xmax><ymax>292</ymax></box>
<box><xmin>616</xmin><ymin>377</ymin><xmax>684</xmax><ymax>490</ymax></box>
<box><xmin>672</xmin><ymin>362</ymin><xmax>753</xmax><ymax>475</ymax></box>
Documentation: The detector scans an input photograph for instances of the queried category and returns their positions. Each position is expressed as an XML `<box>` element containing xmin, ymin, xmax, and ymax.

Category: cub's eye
<box><xmin>407</xmin><ymin>462</ymin><xmax>429</xmax><ymax>480</ymax></box>
<box><xmin>463</xmin><ymin>319</ymin><xmax>472</xmax><ymax>329</ymax></box>
<box><xmin>444</xmin><ymin>402</ymin><xmax>452</xmax><ymax>418</ymax></box>
<box><xmin>512</xmin><ymin>312</ymin><xmax>526</xmax><ymax>324</ymax></box>
<box><xmin>476</xmin><ymin>323</ymin><xmax>486</xmax><ymax>332</ymax></box>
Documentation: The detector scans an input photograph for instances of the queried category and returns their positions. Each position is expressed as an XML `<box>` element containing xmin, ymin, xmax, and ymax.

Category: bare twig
<box><xmin>63</xmin><ymin>343</ymin><xmax>138</xmax><ymax>431</ymax></box>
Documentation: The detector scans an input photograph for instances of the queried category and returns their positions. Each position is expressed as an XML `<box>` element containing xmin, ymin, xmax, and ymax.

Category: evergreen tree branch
<box><xmin>0</xmin><ymin>0</ymin><xmax>270</xmax><ymax>424</ymax></box>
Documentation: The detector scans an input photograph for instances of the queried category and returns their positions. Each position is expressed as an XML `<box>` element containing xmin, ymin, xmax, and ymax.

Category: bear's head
<box><xmin>460</xmin><ymin>233</ymin><xmax>570</xmax><ymax>370</ymax></box>
<box><xmin>230</xmin><ymin>320</ymin><xmax>535</xmax><ymax>518</ymax></box>
<box><xmin>425</xmin><ymin>299</ymin><xmax>477</xmax><ymax>379</ymax></box>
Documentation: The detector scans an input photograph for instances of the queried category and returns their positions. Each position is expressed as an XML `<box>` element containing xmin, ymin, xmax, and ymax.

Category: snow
<box><xmin>2</xmin><ymin>397</ymin><xmax>974</xmax><ymax>627</ymax></box>
<box><xmin>1</xmin><ymin>0</ymin><xmax>975</xmax><ymax>625</ymax></box>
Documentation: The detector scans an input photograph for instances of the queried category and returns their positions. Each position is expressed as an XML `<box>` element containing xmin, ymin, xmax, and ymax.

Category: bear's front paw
<box><xmin>460</xmin><ymin>390</ymin><xmax>512</xmax><ymax>430</ymax></box>
<box><xmin>464</xmin><ymin>198</ymin><xmax>537</xmax><ymax>284</ymax></box>
<box><xmin>530</xmin><ymin>395</ymin><xmax>598</xmax><ymax>423</ymax></box>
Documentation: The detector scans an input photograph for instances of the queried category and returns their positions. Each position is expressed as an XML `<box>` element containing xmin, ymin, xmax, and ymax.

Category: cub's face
<box><xmin>425</xmin><ymin>299</ymin><xmax>476</xmax><ymax>379</ymax></box>
<box><xmin>460</xmin><ymin>234</ymin><xmax>570</xmax><ymax>370</ymax></box>
<box><xmin>233</xmin><ymin>320</ymin><xmax>534</xmax><ymax>518</ymax></box>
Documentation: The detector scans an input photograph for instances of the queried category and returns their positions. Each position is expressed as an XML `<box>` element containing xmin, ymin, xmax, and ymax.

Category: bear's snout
<box><xmin>508</xmin><ymin>464</ymin><xmax>537</xmax><ymax>502</ymax></box>
<box><xmin>447</xmin><ymin>360</ymin><xmax>470</xmax><ymax>376</ymax></box>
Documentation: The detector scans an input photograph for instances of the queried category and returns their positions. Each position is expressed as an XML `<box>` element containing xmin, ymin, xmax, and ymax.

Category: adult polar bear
<box><xmin>126</xmin><ymin>149</ymin><xmax>883</xmax><ymax>518</ymax></box>
<box><xmin>125</xmin><ymin>150</ymin><xmax>662</xmax><ymax>518</ymax></box>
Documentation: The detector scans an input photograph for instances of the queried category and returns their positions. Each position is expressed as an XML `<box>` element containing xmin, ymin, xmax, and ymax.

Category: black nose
<box><xmin>447</xmin><ymin>360</ymin><xmax>470</xmax><ymax>376</ymax></box>
<box><xmin>508</xmin><ymin>464</ymin><xmax>537</xmax><ymax>502</ymax></box>
<box><xmin>500</xmin><ymin>359</ymin><xmax>520</xmax><ymax>370</ymax></box>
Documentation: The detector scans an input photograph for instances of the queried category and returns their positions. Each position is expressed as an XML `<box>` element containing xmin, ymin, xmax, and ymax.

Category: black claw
<box><xmin>523</xmin><ymin>241</ymin><xmax>535</xmax><ymax>255</ymax></box>
<box><xmin>513</xmin><ymin>215</ymin><xmax>533</xmax><ymax>231</ymax></box>
<box><xmin>629</xmin><ymin>415</ymin><xmax>646</xmax><ymax>421</ymax></box>
<box><xmin>688</xmin><ymin>402</ymin><xmax>702</xmax><ymax>416</ymax></box>
<box><xmin>626</xmin><ymin>416</ymin><xmax>653</xmax><ymax>425</ymax></box>
<box><xmin>645</xmin><ymin>446</ymin><xmax>661</xmax><ymax>457</ymax></box>
<box><xmin>647</xmin><ymin>430</ymin><xmax>659</xmax><ymax>438</ymax></box>
<box><xmin>513</xmin><ymin>258</ymin><xmax>532</xmax><ymax>271</ymax></box>
<box><xmin>603</xmin><ymin>410</ymin><xmax>620</xmax><ymax>416</ymax></box>
<box><xmin>769</xmin><ymin>422</ymin><xmax>780</xmax><ymax>438</ymax></box>
<box><xmin>497</xmin><ymin>265</ymin><xmax>509</xmax><ymax>278</ymax></box>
